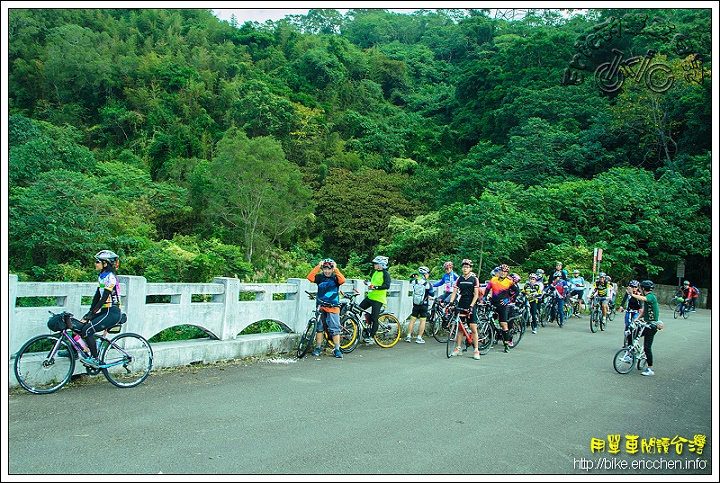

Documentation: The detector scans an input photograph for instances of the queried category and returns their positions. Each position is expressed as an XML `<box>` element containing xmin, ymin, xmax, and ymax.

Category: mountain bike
<box><xmin>13</xmin><ymin>310</ymin><xmax>153</xmax><ymax>394</ymax></box>
<box><xmin>612</xmin><ymin>319</ymin><xmax>651</xmax><ymax>374</ymax></box>
<box><xmin>296</xmin><ymin>291</ymin><xmax>358</xmax><ymax>358</ymax></box>
<box><xmin>339</xmin><ymin>289</ymin><xmax>401</xmax><ymax>350</ymax></box>
<box><xmin>427</xmin><ymin>297</ymin><xmax>453</xmax><ymax>343</ymax></box>
<box><xmin>589</xmin><ymin>297</ymin><xmax>606</xmax><ymax>333</ymax></box>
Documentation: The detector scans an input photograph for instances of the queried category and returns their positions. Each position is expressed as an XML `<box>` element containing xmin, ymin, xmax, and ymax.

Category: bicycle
<box><xmin>445</xmin><ymin>306</ymin><xmax>483</xmax><ymax>358</ymax></box>
<box><xmin>589</xmin><ymin>297</ymin><xmax>606</xmax><ymax>333</ymax></box>
<box><xmin>13</xmin><ymin>310</ymin><xmax>153</xmax><ymax>394</ymax></box>
<box><xmin>338</xmin><ymin>289</ymin><xmax>401</xmax><ymax>350</ymax></box>
<box><xmin>474</xmin><ymin>302</ymin><xmax>524</xmax><ymax>353</ymax></box>
<box><xmin>673</xmin><ymin>298</ymin><xmax>690</xmax><ymax>320</ymax></box>
<box><xmin>427</xmin><ymin>297</ymin><xmax>453</xmax><ymax>343</ymax></box>
<box><xmin>612</xmin><ymin>319</ymin><xmax>652</xmax><ymax>374</ymax></box>
<box><xmin>567</xmin><ymin>293</ymin><xmax>586</xmax><ymax>317</ymax></box>
<box><xmin>667</xmin><ymin>289</ymin><xmax>684</xmax><ymax>310</ymax></box>
<box><xmin>296</xmin><ymin>291</ymin><xmax>358</xmax><ymax>358</ymax></box>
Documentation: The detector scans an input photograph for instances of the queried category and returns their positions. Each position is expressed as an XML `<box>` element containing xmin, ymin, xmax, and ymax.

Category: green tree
<box><xmin>197</xmin><ymin>128</ymin><xmax>315</xmax><ymax>263</ymax></box>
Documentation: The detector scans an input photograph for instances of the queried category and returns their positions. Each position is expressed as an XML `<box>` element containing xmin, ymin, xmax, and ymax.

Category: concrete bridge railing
<box><xmin>8</xmin><ymin>274</ymin><xmax>706</xmax><ymax>388</ymax></box>
<box><xmin>7</xmin><ymin>274</ymin><xmax>414</xmax><ymax>387</ymax></box>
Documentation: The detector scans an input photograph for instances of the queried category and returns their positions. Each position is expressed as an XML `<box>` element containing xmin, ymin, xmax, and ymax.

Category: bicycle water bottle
<box><xmin>73</xmin><ymin>334</ymin><xmax>90</xmax><ymax>354</ymax></box>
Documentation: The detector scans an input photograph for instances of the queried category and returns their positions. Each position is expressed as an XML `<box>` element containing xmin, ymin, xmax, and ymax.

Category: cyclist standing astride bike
<box><xmin>484</xmin><ymin>263</ymin><xmax>517</xmax><ymax>352</ymax></box>
<box><xmin>360</xmin><ymin>255</ymin><xmax>391</xmax><ymax>344</ymax></box>
<box><xmin>432</xmin><ymin>261</ymin><xmax>459</xmax><ymax>304</ymax></box>
<box><xmin>79</xmin><ymin>250</ymin><xmax>123</xmax><ymax>367</ymax></box>
<box><xmin>591</xmin><ymin>273</ymin><xmax>611</xmax><ymax>326</ymax></box>
<box><xmin>550</xmin><ymin>272</ymin><xmax>569</xmax><ymax>327</ymax></box>
<box><xmin>681</xmin><ymin>280</ymin><xmax>699</xmax><ymax>312</ymax></box>
<box><xmin>307</xmin><ymin>258</ymin><xmax>347</xmax><ymax>358</ymax></box>
<box><xmin>448</xmin><ymin>259</ymin><xmax>480</xmax><ymax>359</ymax></box>
<box><xmin>619</xmin><ymin>280</ymin><xmax>643</xmax><ymax>347</ymax></box>
<box><xmin>523</xmin><ymin>273</ymin><xmax>542</xmax><ymax>334</ymax></box>
<box><xmin>625</xmin><ymin>280</ymin><xmax>662</xmax><ymax>376</ymax></box>
<box><xmin>568</xmin><ymin>269</ymin><xmax>586</xmax><ymax>316</ymax></box>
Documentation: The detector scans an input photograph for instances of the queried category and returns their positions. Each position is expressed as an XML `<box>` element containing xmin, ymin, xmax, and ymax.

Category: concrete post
<box><xmin>214</xmin><ymin>277</ymin><xmax>240</xmax><ymax>339</ymax></box>
<box><xmin>118</xmin><ymin>275</ymin><xmax>147</xmax><ymax>335</ymax></box>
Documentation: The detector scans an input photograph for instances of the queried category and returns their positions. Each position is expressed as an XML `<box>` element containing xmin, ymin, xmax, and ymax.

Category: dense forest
<box><xmin>6</xmin><ymin>8</ymin><xmax>713</xmax><ymax>288</ymax></box>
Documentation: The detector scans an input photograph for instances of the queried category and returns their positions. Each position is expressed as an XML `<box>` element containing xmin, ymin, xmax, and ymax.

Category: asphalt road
<box><xmin>7</xmin><ymin>308</ymin><xmax>715</xmax><ymax>478</ymax></box>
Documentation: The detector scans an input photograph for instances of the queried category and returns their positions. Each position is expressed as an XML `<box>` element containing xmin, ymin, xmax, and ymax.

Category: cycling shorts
<box><xmin>411</xmin><ymin>304</ymin><xmax>429</xmax><ymax>318</ymax></box>
<box><xmin>317</xmin><ymin>312</ymin><xmax>341</xmax><ymax>336</ymax></box>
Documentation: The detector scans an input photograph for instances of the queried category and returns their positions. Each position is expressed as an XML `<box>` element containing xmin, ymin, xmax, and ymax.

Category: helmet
<box><xmin>598</xmin><ymin>272</ymin><xmax>606</xmax><ymax>278</ymax></box>
<box><xmin>509</xmin><ymin>273</ymin><xmax>521</xmax><ymax>283</ymax></box>
<box><xmin>573</xmin><ymin>269</ymin><xmax>580</xmax><ymax>274</ymax></box>
<box><xmin>656</xmin><ymin>320</ymin><xmax>664</xmax><ymax>330</ymax></box>
<box><xmin>499</xmin><ymin>264</ymin><xmax>509</xmax><ymax>272</ymax></box>
<box><xmin>640</xmin><ymin>280</ymin><xmax>655</xmax><ymax>291</ymax></box>
<box><xmin>321</xmin><ymin>258</ymin><xmax>335</xmax><ymax>269</ymax></box>
<box><xmin>372</xmin><ymin>255</ymin><xmax>389</xmax><ymax>269</ymax></box>
<box><xmin>443</xmin><ymin>261</ymin><xmax>454</xmax><ymax>270</ymax></box>
<box><xmin>683</xmin><ymin>280</ymin><xmax>690</xmax><ymax>285</ymax></box>
<box><xmin>95</xmin><ymin>249</ymin><xmax>119</xmax><ymax>268</ymax></box>
<box><xmin>461</xmin><ymin>259</ymin><xmax>473</xmax><ymax>267</ymax></box>
<box><xmin>528</xmin><ymin>273</ymin><xmax>537</xmax><ymax>280</ymax></box>
<box><xmin>535</xmin><ymin>269</ymin><xmax>544</xmax><ymax>275</ymax></box>
<box><xmin>555</xmin><ymin>261</ymin><xmax>563</xmax><ymax>267</ymax></box>
<box><xmin>606</xmin><ymin>275</ymin><xmax>612</xmax><ymax>281</ymax></box>
<box><xmin>628</xmin><ymin>280</ymin><xmax>639</xmax><ymax>287</ymax></box>
<box><xmin>418</xmin><ymin>266</ymin><xmax>430</xmax><ymax>275</ymax></box>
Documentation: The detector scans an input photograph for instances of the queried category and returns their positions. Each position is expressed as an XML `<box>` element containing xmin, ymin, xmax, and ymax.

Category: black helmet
<box><xmin>640</xmin><ymin>280</ymin><xmax>654</xmax><ymax>291</ymax></box>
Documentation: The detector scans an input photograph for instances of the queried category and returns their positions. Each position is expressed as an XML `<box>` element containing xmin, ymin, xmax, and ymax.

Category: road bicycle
<box><xmin>426</xmin><ymin>297</ymin><xmax>453</xmax><ymax>343</ymax></box>
<box><xmin>567</xmin><ymin>293</ymin><xmax>587</xmax><ymax>317</ymax></box>
<box><xmin>296</xmin><ymin>291</ymin><xmax>358</xmax><ymax>358</ymax></box>
<box><xmin>589</xmin><ymin>297</ymin><xmax>606</xmax><ymax>333</ymax></box>
<box><xmin>445</xmin><ymin>306</ymin><xmax>483</xmax><ymax>358</ymax></box>
<box><xmin>474</xmin><ymin>302</ymin><xmax>524</xmax><ymax>354</ymax></box>
<box><xmin>338</xmin><ymin>289</ymin><xmax>401</xmax><ymax>350</ymax></box>
<box><xmin>612</xmin><ymin>319</ymin><xmax>652</xmax><ymax>374</ymax></box>
<box><xmin>13</xmin><ymin>310</ymin><xmax>153</xmax><ymax>394</ymax></box>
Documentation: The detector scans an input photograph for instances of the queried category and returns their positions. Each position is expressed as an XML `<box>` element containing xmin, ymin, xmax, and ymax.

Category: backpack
<box><xmin>692</xmin><ymin>286</ymin><xmax>700</xmax><ymax>297</ymax></box>
<box><xmin>411</xmin><ymin>279</ymin><xmax>428</xmax><ymax>305</ymax></box>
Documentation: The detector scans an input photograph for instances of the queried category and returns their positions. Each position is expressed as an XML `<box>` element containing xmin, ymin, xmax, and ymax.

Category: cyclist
<box><xmin>406</xmin><ymin>266</ymin><xmax>435</xmax><ymax>344</ymax></box>
<box><xmin>448</xmin><ymin>259</ymin><xmax>480</xmax><ymax>359</ymax></box>
<box><xmin>553</xmin><ymin>261</ymin><xmax>568</xmax><ymax>281</ymax></box>
<box><xmin>590</xmin><ymin>273</ymin><xmax>611</xmax><ymax>326</ymax></box>
<box><xmin>607</xmin><ymin>275</ymin><xmax>618</xmax><ymax>310</ymax></box>
<box><xmin>681</xmin><ymin>280</ymin><xmax>698</xmax><ymax>312</ymax></box>
<box><xmin>360</xmin><ymin>255</ymin><xmax>391</xmax><ymax>344</ymax></box>
<box><xmin>78</xmin><ymin>250</ymin><xmax>124</xmax><ymax>367</ymax></box>
<box><xmin>568</xmin><ymin>269</ymin><xmax>586</xmax><ymax>316</ymax></box>
<box><xmin>522</xmin><ymin>273</ymin><xmax>543</xmax><ymax>334</ymax></box>
<box><xmin>484</xmin><ymin>263</ymin><xmax>517</xmax><ymax>352</ymax></box>
<box><xmin>625</xmin><ymin>280</ymin><xmax>661</xmax><ymax>376</ymax></box>
<box><xmin>432</xmin><ymin>261</ymin><xmax>459</xmax><ymax>304</ymax></box>
<box><xmin>535</xmin><ymin>268</ymin><xmax>546</xmax><ymax>287</ymax></box>
<box><xmin>306</xmin><ymin>258</ymin><xmax>347</xmax><ymax>358</ymax></box>
<box><xmin>550</xmin><ymin>272</ymin><xmax>569</xmax><ymax>327</ymax></box>
<box><xmin>619</xmin><ymin>280</ymin><xmax>643</xmax><ymax>347</ymax></box>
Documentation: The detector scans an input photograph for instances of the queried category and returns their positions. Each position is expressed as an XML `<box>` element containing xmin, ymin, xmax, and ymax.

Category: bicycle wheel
<box><xmin>338</xmin><ymin>315</ymin><xmax>359</xmax><ymax>353</ymax></box>
<box><xmin>613</xmin><ymin>348</ymin><xmax>635</xmax><ymax>374</ymax></box>
<box><xmin>476</xmin><ymin>318</ymin><xmax>494</xmax><ymax>355</ymax></box>
<box><xmin>508</xmin><ymin>317</ymin><xmax>524</xmax><ymax>348</ymax></box>
<box><xmin>563</xmin><ymin>303</ymin><xmax>573</xmax><ymax>320</ymax></box>
<box><xmin>607</xmin><ymin>306</ymin><xmax>615</xmax><ymax>321</ymax></box>
<box><xmin>101</xmin><ymin>333</ymin><xmax>154</xmax><ymax>388</ymax></box>
<box><xmin>681</xmin><ymin>305</ymin><xmax>689</xmax><ymax>319</ymax></box>
<box><xmin>13</xmin><ymin>334</ymin><xmax>75</xmax><ymax>394</ymax></box>
<box><xmin>446</xmin><ymin>318</ymin><xmax>459</xmax><ymax>358</ymax></box>
<box><xmin>296</xmin><ymin>318</ymin><xmax>316</xmax><ymax>358</ymax></box>
<box><xmin>636</xmin><ymin>352</ymin><xmax>648</xmax><ymax>371</ymax></box>
<box><xmin>431</xmin><ymin>310</ymin><xmax>450</xmax><ymax>343</ymax></box>
<box><xmin>590</xmin><ymin>309</ymin><xmax>600</xmax><ymax>333</ymax></box>
<box><xmin>374</xmin><ymin>313</ymin><xmax>401</xmax><ymax>348</ymax></box>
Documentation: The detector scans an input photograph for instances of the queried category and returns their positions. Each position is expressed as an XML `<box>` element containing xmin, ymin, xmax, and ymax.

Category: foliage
<box><xmin>6</xmin><ymin>8</ymin><xmax>712</xmax><ymax>288</ymax></box>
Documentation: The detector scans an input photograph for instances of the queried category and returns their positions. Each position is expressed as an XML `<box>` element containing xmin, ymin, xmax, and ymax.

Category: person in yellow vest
<box><xmin>359</xmin><ymin>255</ymin><xmax>391</xmax><ymax>344</ymax></box>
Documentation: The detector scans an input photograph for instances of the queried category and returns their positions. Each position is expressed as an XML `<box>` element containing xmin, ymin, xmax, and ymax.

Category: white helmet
<box><xmin>372</xmin><ymin>255</ymin><xmax>389</xmax><ymax>269</ymax></box>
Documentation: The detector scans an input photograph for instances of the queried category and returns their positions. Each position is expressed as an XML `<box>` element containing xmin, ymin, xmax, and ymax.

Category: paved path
<box><xmin>7</xmin><ymin>309</ymin><xmax>714</xmax><ymax>477</ymax></box>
